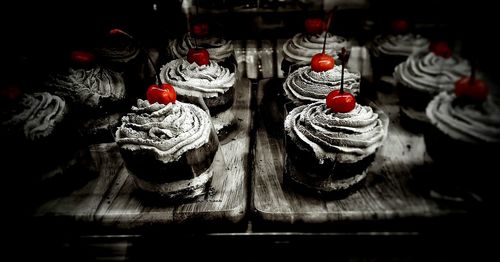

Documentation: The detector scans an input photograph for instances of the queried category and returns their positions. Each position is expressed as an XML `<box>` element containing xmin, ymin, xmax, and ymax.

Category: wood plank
<box><xmin>93</xmin><ymin>78</ymin><xmax>252</xmax><ymax>229</ymax></box>
<box><xmin>245</xmin><ymin>40</ymin><xmax>259</xmax><ymax>80</ymax></box>
<box><xmin>276</xmin><ymin>39</ymin><xmax>286</xmax><ymax>79</ymax></box>
<box><xmin>34</xmin><ymin>143</ymin><xmax>123</xmax><ymax>221</ymax></box>
<box><xmin>233</xmin><ymin>40</ymin><xmax>246</xmax><ymax>79</ymax></box>
<box><xmin>260</xmin><ymin>40</ymin><xmax>274</xmax><ymax>79</ymax></box>
<box><xmin>252</xmin><ymin>72</ymin><xmax>475</xmax><ymax>227</ymax></box>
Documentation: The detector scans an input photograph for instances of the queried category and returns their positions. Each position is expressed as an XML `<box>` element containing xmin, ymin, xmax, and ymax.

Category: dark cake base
<box><xmin>397</xmin><ymin>83</ymin><xmax>435</xmax><ymax>133</ymax></box>
<box><xmin>423</xmin><ymin>126</ymin><xmax>497</xmax><ymax>200</ymax></box>
<box><xmin>284</xmin><ymin>133</ymin><xmax>375</xmax><ymax>194</ymax></box>
<box><xmin>120</xmin><ymin>127</ymin><xmax>220</xmax><ymax>200</ymax></box>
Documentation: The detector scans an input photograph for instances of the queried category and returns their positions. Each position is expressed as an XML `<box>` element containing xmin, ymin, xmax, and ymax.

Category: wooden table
<box><xmin>251</xmin><ymin>78</ymin><xmax>484</xmax><ymax>231</ymax></box>
<box><xmin>33</xmin><ymin>78</ymin><xmax>252</xmax><ymax>232</ymax></box>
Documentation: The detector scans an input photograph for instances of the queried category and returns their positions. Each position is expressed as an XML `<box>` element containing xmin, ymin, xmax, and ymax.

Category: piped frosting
<box><xmin>168</xmin><ymin>33</ymin><xmax>234</xmax><ymax>61</ymax></box>
<box><xmin>46</xmin><ymin>67</ymin><xmax>126</xmax><ymax>109</ymax></box>
<box><xmin>282</xmin><ymin>32</ymin><xmax>348</xmax><ymax>64</ymax></box>
<box><xmin>283</xmin><ymin>65</ymin><xmax>360</xmax><ymax>103</ymax></box>
<box><xmin>426</xmin><ymin>92</ymin><xmax>500</xmax><ymax>144</ymax></box>
<box><xmin>394</xmin><ymin>52</ymin><xmax>470</xmax><ymax>93</ymax></box>
<box><xmin>160</xmin><ymin>58</ymin><xmax>235</xmax><ymax>98</ymax></box>
<box><xmin>285</xmin><ymin>101</ymin><xmax>388</xmax><ymax>163</ymax></box>
<box><xmin>2</xmin><ymin>92</ymin><xmax>66</xmax><ymax>141</ymax></box>
<box><xmin>369</xmin><ymin>34</ymin><xmax>429</xmax><ymax>57</ymax></box>
<box><xmin>115</xmin><ymin>100</ymin><xmax>212</xmax><ymax>163</ymax></box>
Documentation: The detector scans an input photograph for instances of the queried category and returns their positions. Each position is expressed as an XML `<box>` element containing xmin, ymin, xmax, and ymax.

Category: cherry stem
<box><xmin>112</xmin><ymin>29</ymin><xmax>162</xmax><ymax>85</ymax></box>
<box><xmin>340</xmin><ymin>47</ymin><xmax>346</xmax><ymax>94</ymax></box>
<box><xmin>470</xmin><ymin>59</ymin><xmax>476</xmax><ymax>84</ymax></box>
<box><xmin>322</xmin><ymin>8</ymin><xmax>336</xmax><ymax>54</ymax></box>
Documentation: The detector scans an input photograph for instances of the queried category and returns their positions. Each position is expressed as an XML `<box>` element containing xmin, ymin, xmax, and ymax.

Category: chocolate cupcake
<box><xmin>94</xmin><ymin>33</ymin><xmax>154</xmax><ymax>96</ymax></box>
<box><xmin>160</xmin><ymin>58</ymin><xmax>236</xmax><ymax>140</ymax></box>
<box><xmin>284</xmin><ymin>101</ymin><xmax>389</xmax><ymax>193</ymax></box>
<box><xmin>367</xmin><ymin>33</ymin><xmax>429</xmax><ymax>79</ymax></box>
<box><xmin>1</xmin><ymin>92</ymin><xmax>95</xmax><ymax>186</ymax></box>
<box><xmin>281</xmin><ymin>32</ymin><xmax>349</xmax><ymax>76</ymax></box>
<box><xmin>393</xmin><ymin>51</ymin><xmax>470</xmax><ymax>131</ymax></box>
<box><xmin>424</xmin><ymin>91</ymin><xmax>500</xmax><ymax>192</ymax></box>
<box><xmin>115</xmin><ymin>99</ymin><xmax>219</xmax><ymax>200</ymax></box>
<box><xmin>45</xmin><ymin>66</ymin><xmax>127</xmax><ymax>143</ymax></box>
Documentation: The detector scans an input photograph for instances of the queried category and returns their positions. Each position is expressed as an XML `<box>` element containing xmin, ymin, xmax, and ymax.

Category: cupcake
<box><xmin>160</xmin><ymin>58</ymin><xmax>236</xmax><ymax>139</ymax></box>
<box><xmin>94</xmin><ymin>32</ymin><xmax>154</xmax><ymax>96</ymax></box>
<box><xmin>1</xmin><ymin>91</ymin><xmax>95</xmax><ymax>186</ymax></box>
<box><xmin>167</xmin><ymin>32</ymin><xmax>237</xmax><ymax>73</ymax></box>
<box><xmin>393</xmin><ymin>48</ymin><xmax>470</xmax><ymax>130</ymax></box>
<box><xmin>281</xmin><ymin>32</ymin><xmax>349</xmax><ymax>76</ymax></box>
<box><xmin>115</xmin><ymin>99</ymin><xmax>219</xmax><ymax>200</ymax></box>
<box><xmin>283</xmin><ymin>64</ymin><xmax>360</xmax><ymax>106</ymax></box>
<box><xmin>424</xmin><ymin>91</ymin><xmax>500</xmax><ymax>190</ymax></box>
<box><xmin>45</xmin><ymin>64</ymin><xmax>127</xmax><ymax>143</ymax></box>
<box><xmin>367</xmin><ymin>33</ymin><xmax>429</xmax><ymax>79</ymax></box>
<box><xmin>284</xmin><ymin>99</ymin><xmax>389</xmax><ymax>193</ymax></box>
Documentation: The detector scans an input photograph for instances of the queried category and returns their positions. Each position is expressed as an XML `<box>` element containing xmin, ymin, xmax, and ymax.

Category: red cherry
<box><xmin>109</xmin><ymin>28</ymin><xmax>125</xmax><ymax>36</ymax></box>
<box><xmin>311</xmin><ymin>53</ymin><xmax>335</xmax><ymax>72</ymax></box>
<box><xmin>70</xmin><ymin>51</ymin><xmax>95</xmax><ymax>64</ymax></box>
<box><xmin>187</xmin><ymin>48</ymin><xmax>210</xmax><ymax>66</ymax></box>
<box><xmin>430</xmin><ymin>41</ymin><xmax>452</xmax><ymax>58</ymax></box>
<box><xmin>391</xmin><ymin>19</ymin><xmax>409</xmax><ymax>34</ymax></box>
<box><xmin>146</xmin><ymin>84</ymin><xmax>176</xmax><ymax>105</ymax></box>
<box><xmin>305</xmin><ymin>18</ymin><xmax>325</xmax><ymax>35</ymax></box>
<box><xmin>192</xmin><ymin>23</ymin><xmax>209</xmax><ymax>38</ymax></box>
<box><xmin>0</xmin><ymin>86</ymin><xmax>23</xmax><ymax>101</ymax></box>
<box><xmin>455</xmin><ymin>77</ymin><xmax>488</xmax><ymax>103</ymax></box>
<box><xmin>326</xmin><ymin>90</ymin><xmax>356</xmax><ymax>113</ymax></box>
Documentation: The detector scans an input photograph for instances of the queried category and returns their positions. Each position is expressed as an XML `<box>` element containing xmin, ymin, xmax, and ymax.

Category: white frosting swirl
<box><xmin>283</xmin><ymin>65</ymin><xmax>360</xmax><ymax>103</ymax></box>
<box><xmin>282</xmin><ymin>32</ymin><xmax>349</xmax><ymax>64</ymax></box>
<box><xmin>369</xmin><ymin>34</ymin><xmax>429</xmax><ymax>57</ymax></box>
<box><xmin>394</xmin><ymin>52</ymin><xmax>470</xmax><ymax>93</ymax></box>
<box><xmin>46</xmin><ymin>67</ymin><xmax>126</xmax><ymax>109</ymax></box>
<box><xmin>285</xmin><ymin>102</ymin><xmax>388</xmax><ymax>163</ymax></box>
<box><xmin>95</xmin><ymin>39</ymin><xmax>141</xmax><ymax>63</ymax></box>
<box><xmin>168</xmin><ymin>33</ymin><xmax>234</xmax><ymax>61</ymax></box>
<box><xmin>160</xmin><ymin>58</ymin><xmax>235</xmax><ymax>98</ymax></box>
<box><xmin>2</xmin><ymin>92</ymin><xmax>66</xmax><ymax>141</ymax></box>
<box><xmin>115</xmin><ymin>100</ymin><xmax>212</xmax><ymax>163</ymax></box>
<box><xmin>426</xmin><ymin>92</ymin><xmax>500</xmax><ymax>144</ymax></box>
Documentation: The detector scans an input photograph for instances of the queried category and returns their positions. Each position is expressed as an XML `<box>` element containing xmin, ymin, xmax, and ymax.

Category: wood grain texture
<box><xmin>93</xmin><ymin>78</ymin><xmax>252</xmax><ymax>229</ymax></box>
<box><xmin>260</xmin><ymin>40</ymin><xmax>274</xmax><ymax>79</ymax></box>
<box><xmin>276</xmin><ymin>39</ymin><xmax>286</xmax><ymax>79</ymax></box>
<box><xmin>252</xmin><ymin>78</ymin><xmax>478</xmax><ymax>227</ymax></box>
<box><xmin>245</xmin><ymin>40</ymin><xmax>259</xmax><ymax>79</ymax></box>
<box><xmin>33</xmin><ymin>79</ymin><xmax>251</xmax><ymax>230</ymax></box>
<box><xmin>34</xmin><ymin>143</ymin><xmax>122</xmax><ymax>222</ymax></box>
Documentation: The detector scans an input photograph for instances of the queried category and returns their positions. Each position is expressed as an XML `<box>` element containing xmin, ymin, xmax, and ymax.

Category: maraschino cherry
<box><xmin>455</xmin><ymin>60</ymin><xmax>488</xmax><ymax>103</ymax></box>
<box><xmin>305</xmin><ymin>18</ymin><xmax>324</xmax><ymax>35</ymax></box>
<box><xmin>110</xmin><ymin>29</ymin><xmax>176</xmax><ymax>105</ymax></box>
<box><xmin>70</xmin><ymin>50</ymin><xmax>95</xmax><ymax>64</ymax></box>
<box><xmin>0</xmin><ymin>86</ymin><xmax>23</xmax><ymax>102</ymax></box>
<box><xmin>192</xmin><ymin>22</ymin><xmax>209</xmax><ymax>38</ymax></box>
<box><xmin>310</xmin><ymin>12</ymin><xmax>334</xmax><ymax>72</ymax></box>
<box><xmin>187</xmin><ymin>47</ymin><xmax>210</xmax><ymax>66</ymax></box>
<box><xmin>391</xmin><ymin>19</ymin><xmax>409</xmax><ymax>34</ymax></box>
<box><xmin>430</xmin><ymin>41</ymin><xmax>452</xmax><ymax>58</ymax></box>
<box><xmin>326</xmin><ymin>48</ymin><xmax>356</xmax><ymax>113</ymax></box>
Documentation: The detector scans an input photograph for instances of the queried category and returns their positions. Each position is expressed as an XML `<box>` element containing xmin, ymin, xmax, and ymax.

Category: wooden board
<box><xmin>245</xmin><ymin>40</ymin><xmax>259</xmax><ymax>80</ymax></box>
<box><xmin>260</xmin><ymin>40</ymin><xmax>274</xmax><ymax>79</ymax></box>
<box><xmin>33</xmin><ymin>78</ymin><xmax>252</xmax><ymax>230</ymax></box>
<box><xmin>251</xmin><ymin>78</ymin><xmax>480</xmax><ymax>229</ymax></box>
<box><xmin>33</xmin><ymin>143</ymin><xmax>122</xmax><ymax>222</ymax></box>
<box><xmin>94</xmin><ymin>78</ymin><xmax>251</xmax><ymax>229</ymax></box>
